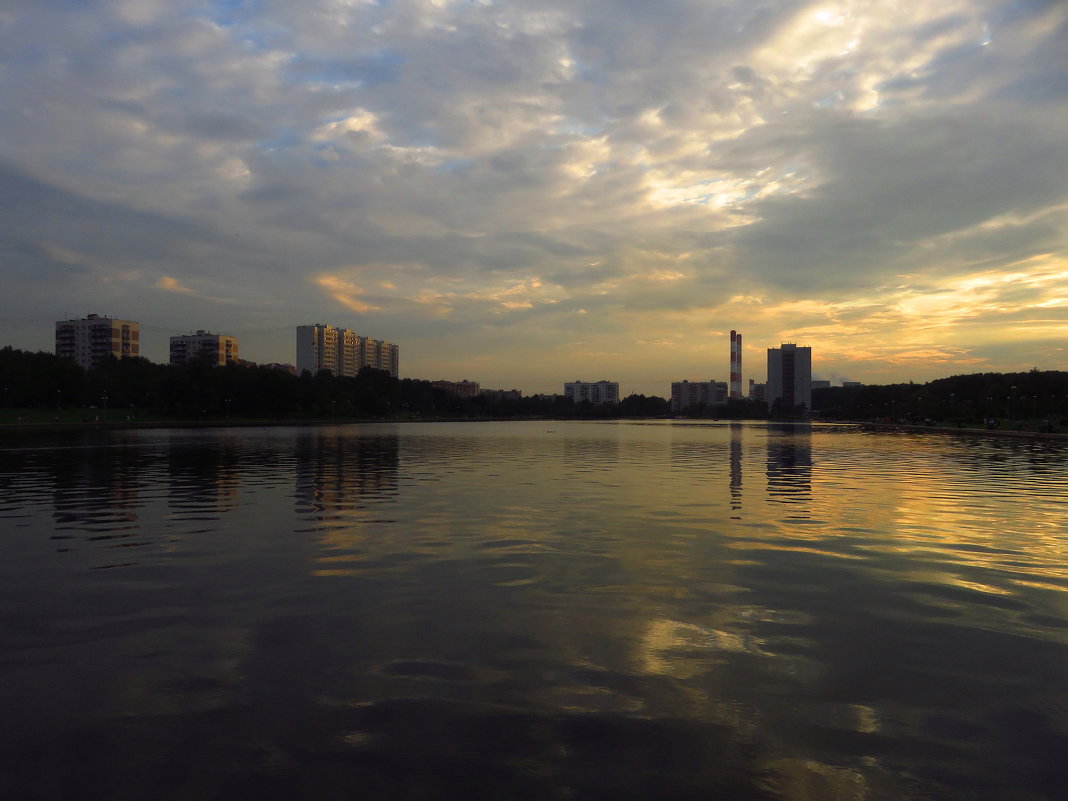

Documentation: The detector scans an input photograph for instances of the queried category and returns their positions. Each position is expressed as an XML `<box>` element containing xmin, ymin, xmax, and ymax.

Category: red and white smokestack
<box><xmin>729</xmin><ymin>330</ymin><xmax>742</xmax><ymax>399</ymax></box>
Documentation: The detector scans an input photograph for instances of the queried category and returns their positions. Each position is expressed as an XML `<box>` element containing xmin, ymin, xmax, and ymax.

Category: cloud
<box><xmin>0</xmin><ymin>0</ymin><xmax>1066</xmax><ymax>391</ymax></box>
<box><xmin>156</xmin><ymin>276</ymin><xmax>195</xmax><ymax>293</ymax></box>
<box><xmin>315</xmin><ymin>275</ymin><xmax>381</xmax><ymax>313</ymax></box>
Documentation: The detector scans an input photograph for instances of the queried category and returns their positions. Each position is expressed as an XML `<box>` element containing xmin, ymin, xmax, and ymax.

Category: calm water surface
<box><xmin>1</xmin><ymin>421</ymin><xmax>1066</xmax><ymax>800</ymax></box>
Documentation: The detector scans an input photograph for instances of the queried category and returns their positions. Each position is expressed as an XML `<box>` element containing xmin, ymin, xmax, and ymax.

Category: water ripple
<box><xmin>1</xmin><ymin>421</ymin><xmax>1066</xmax><ymax>800</ymax></box>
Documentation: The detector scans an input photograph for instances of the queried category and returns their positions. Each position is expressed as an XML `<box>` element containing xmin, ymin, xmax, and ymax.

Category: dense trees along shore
<box><xmin>810</xmin><ymin>370</ymin><xmax>1068</xmax><ymax>432</ymax></box>
<box><xmin>0</xmin><ymin>347</ymin><xmax>668</xmax><ymax>422</ymax></box>
<box><xmin>1</xmin><ymin>346</ymin><xmax>1066</xmax><ymax>431</ymax></box>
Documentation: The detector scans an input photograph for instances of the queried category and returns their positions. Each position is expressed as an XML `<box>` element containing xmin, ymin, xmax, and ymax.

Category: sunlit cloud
<box><xmin>315</xmin><ymin>275</ymin><xmax>381</xmax><ymax>313</ymax></box>
<box><xmin>156</xmin><ymin>276</ymin><xmax>194</xmax><ymax>293</ymax></box>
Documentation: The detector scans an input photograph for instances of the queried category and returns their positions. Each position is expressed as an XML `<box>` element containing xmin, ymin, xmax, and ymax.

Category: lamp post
<box><xmin>225</xmin><ymin>398</ymin><xmax>232</xmax><ymax>421</ymax></box>
<box><xmin>102</xmin><ymin>391</ymin><xmax>108</xmax><ymax>423</ymax></box>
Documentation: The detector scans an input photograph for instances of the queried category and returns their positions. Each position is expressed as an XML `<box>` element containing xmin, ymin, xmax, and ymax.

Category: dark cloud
<box><xmin>724</xmin><ymin>103</ymin><xmax>1068</xmax><ymax>291</ymax></box>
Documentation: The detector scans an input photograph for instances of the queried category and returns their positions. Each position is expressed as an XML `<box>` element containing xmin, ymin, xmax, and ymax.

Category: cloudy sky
<box><xmin>2</xmin><ymin>0</ymin><xmax>1066</xmax><ymax>394</ymax></box>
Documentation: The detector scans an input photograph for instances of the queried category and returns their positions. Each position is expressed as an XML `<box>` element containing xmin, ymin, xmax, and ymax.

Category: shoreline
<box><xmin>2</xmin><ymin>417</ymin><xmax>1067</xmax><ymax>442</ymax></box>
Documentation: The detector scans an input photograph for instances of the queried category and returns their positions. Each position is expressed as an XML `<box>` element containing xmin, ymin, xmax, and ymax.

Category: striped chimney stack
<box><xmin>729</xmin><ymin>330</ymin><xmax>743</xmax><ymax>399</ymax></box>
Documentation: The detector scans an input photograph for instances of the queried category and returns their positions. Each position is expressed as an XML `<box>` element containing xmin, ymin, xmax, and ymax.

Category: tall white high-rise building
<box><xmin>296</xmin><ymin>324</ymin><xmax>399</xmax><ymax>378</ymax></box>
<box><xmin>55</xmin><ymin>314</ymin><xmax>140</xmax><ymax>371</ymax></box>
<box><xmin>766</xmin><ymin>343</ymin><xmax>812</xmax><ymax>412</ymax></box>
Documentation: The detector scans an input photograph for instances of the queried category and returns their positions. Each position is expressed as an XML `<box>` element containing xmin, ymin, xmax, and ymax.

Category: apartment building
<box><xmin>564</xmin><ymin>380</ymin><xmax>620</xmax><ymax>405</ymax></box>
<box><xmin>55</xmin><ymin>314</ymin><xmax>140</xmax><ymax>371</ymax></box>
<box><xmin>170</xmin><ymin>330</ymin><xmax>238</xmax><ymax>366</ymax></box>
<box><xmin>432</xmin><ymin>380</ymin><xmax>481</xmax><ymax>399</ymax></box>
<box><xmin>296</xmin><ymin>324</ymin><xmax>399</xmax><ymax>378</ymax></box>
<box><xmin>671</xmin><ymin>380</ymin><xmax>728</xmax><ymax>413</ymax></box>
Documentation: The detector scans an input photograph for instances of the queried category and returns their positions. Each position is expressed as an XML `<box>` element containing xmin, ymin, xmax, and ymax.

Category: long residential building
<box><xmin>767</xmin><ymin>343</ymin><xmax>812</xmax><ymax>412</ymax></box>
<box><xmin>296</xmin><ymin>324</ymin><xmax>399</xmax><ymax>378</ymax></box>
<box><xmin>564</xmin><ymin>380</ymin><xmax>619</xmax><ymax>405</ymax></box>
<box><xmin>432</xmin><ymin>380</ymin><xmax>481</xmax><ymax>399</ymax></box>
<box><xmin>170</xmin><ymin>330</ymin><xmax>238</xmax><ymax>366</ymax></box>
<box><xmin>671</xmin><ymin>380</ymin><xmax>728</xmax><ymax>413</ymax></box>
<box><xmin>55</xmin><ymin>314</ymin><xmax>140</xmax><ymax>371</ymax></box>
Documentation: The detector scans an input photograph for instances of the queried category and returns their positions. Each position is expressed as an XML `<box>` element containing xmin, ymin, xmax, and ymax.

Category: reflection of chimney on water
<box><xmin>729</xmin><ymin>423</ymin><xmax>743</xmax><ymax>517</ymax></box>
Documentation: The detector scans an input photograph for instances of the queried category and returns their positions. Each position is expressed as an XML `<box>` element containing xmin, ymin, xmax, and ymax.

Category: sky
<box><xmin>2</xmin><ymin>0</ymin><xmax>1067</xmax><ymax>396</ymax></box>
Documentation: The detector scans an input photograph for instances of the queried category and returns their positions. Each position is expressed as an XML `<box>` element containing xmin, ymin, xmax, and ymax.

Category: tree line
<box><xmin>2</xmin><ymin>347</ymin><xmax>1065</xmax><ymax>426</ymax></box>
<box><xmin>0</xmin><ymin>347</ymin><xmax>671</xmax><ymax>421</ymax></box>
<box><xmin>812</xmin><ymin>369</ymin><xmax>1068</xmax><ymax>428</ymax></box>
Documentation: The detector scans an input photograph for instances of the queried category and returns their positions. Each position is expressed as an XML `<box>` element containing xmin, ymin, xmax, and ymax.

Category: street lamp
<box><xmin>101</xmin><ymin>391</ymin><xmax>108</xmax><ymax>422</ymax></box>
<box><xmin>225</xmin><ymin>398</ymin><xmax>232</xmax><ymax>421</ymax></box>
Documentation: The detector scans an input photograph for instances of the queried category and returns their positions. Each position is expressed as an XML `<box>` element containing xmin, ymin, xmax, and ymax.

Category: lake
<box><xmin>1</xmin><ymin>420</ymin><xmax>1066</xmax><ymax>800</ymax></box>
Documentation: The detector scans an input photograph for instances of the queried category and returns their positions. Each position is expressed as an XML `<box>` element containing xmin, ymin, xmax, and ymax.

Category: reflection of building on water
<box><xmin>294</xmin><ymin>429</ymin><xmax>400</xmax><ymax>521</ymax></box>
<box><xmin>766</xmin><ymin>423</ymin><xmax>812</xmax><ymax>517</ymax></box>
<box><xmin>294</xmin><ymin>430</ymin><xmax>401</xmax><ymax>576</ymax></box>
<box><xmin>560</xmin><ymin>433</ymin><xmax>621</xmax><ymax>468</ymax></box>
<box><xmin>51</xmin><ymin>444</ymin><xmax>144</xmax><ymax>532</ymax></box>
<box><xmin>167</xmin><ymin>441</ymin><xmax>240</xmax><ymax>516</ymax></box>
<box><xmin>667</xmin><ymin>424</ymin><xmax>745</xmax><ymax>516</ymax></box>
<box><xmin>729</xmin><ymin>423</ymin><xmax>743</xmax><ymax>514</ymax></box>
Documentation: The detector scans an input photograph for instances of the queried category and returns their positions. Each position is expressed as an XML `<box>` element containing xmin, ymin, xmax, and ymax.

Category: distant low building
<box><xmin>565</xmin><ymin>380</ymin><xmax>619</xmax><ymax>405</ymax></box>
<box><xmin>432</xmin><ymin>380</ymin><xmax>481</xmax><ymax>399</ymax></box>
<box><xmin>481</xmin><ymin>388</ymin><xmax>522</xmax><ymax>401</ymax></box>
<box><xmin>671</xmin><ymin>380</ymin><xmax>727</xmax><ymax>413</ymax></box>
<box><xmin>55</xmin><ymin>314</ymin><xmax>139</xmax><ymax>371</ymax></box>
<box><xmin>261</xmin><ymin>362</ymin><xmax>297</xmax><ymax>375</ymax></box>
<box><xmin>810</xmin><ymin>379</ymin><xmax>830</xmax><ymax>390</ymax></box>
<box><xmin>842</xmin><ymin>381</ymin><xmax>862</xmax><ymax>388</ymax></box>
<box><xmin>170</xmin><ymin>330</ymin><xmax>238</xmax><ymax>367</ymax></box>
<box><xmin>750</xmin><ymin>382</ymin><xmax>767</xmax><ymax>403</ymax></box>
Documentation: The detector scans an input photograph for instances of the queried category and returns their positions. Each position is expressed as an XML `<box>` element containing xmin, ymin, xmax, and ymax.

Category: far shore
<box><xmin>1</xmin><ymin>415</ymin><xmax>1067</xmax><ymax>441</ymax></box>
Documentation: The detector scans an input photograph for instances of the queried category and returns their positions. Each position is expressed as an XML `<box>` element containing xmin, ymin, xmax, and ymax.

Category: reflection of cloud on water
<box><xmin>640</xmin><ymin>618</ymin><xmax>767</xmax><ymax>679</ymax></box>
<box><xmin>757</xmin><ymin>758</ymin><xmax>868</xmax><ymax>801</ymax></box>
<box><xmin>635</xmin><ymin>606</ymin><xmax>885</xmax><ymax>801</ymax></box>
<box><xmin>110</xmin><ymin>625</ymin><xmax>253</xmax><ymax>718</ymax></box>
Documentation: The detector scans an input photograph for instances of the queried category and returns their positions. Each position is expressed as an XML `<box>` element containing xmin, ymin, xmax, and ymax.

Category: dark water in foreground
<box><xmin>1</xmin><ymin>421</ymin><xmax>1066</xmax><ymax>800</ymax></box>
